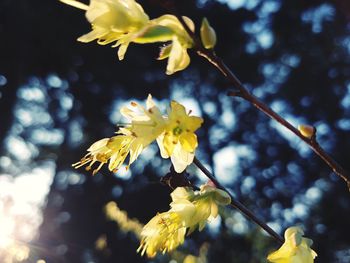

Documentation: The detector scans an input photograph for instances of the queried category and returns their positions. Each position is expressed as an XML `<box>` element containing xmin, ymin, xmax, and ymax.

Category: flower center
<box><xmin>173</xmin><ymin>126</ymin><xmax>183</xmax><ymax>136</ymax></box>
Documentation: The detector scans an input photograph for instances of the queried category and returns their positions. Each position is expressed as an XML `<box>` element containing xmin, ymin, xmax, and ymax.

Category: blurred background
<box><xmin>1</xmin><ymin>0</ymin><xmax>350</xmax><ymax>262</ymax></box>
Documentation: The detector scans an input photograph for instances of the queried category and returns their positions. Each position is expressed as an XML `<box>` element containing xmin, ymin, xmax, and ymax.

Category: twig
<box><xmin>170</xmin><ymin>9</ymin><xmax>350</xmax><ymax>190</ymax></box>
<box><xmin>193</xmin><ymin>157</ymin><xmax>284</xmax><ymax>244</ymax></box>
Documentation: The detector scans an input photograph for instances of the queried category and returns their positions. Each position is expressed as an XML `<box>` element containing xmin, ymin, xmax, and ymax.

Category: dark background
<box><xmin>0</xmin><ymin>0</ymin><xmax>350</xmax><ymax>262</ymax></box>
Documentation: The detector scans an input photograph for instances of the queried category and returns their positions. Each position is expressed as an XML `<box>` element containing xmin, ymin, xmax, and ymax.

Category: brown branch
<box><xmin>171</xmin><ymin>10</ymin><xmax>350</xmax><ymax>190</ymax></box>
<box><xmin>193</xmin><ymin>157</ymin><xmax>284</xmax><ymax>244</ymax></box>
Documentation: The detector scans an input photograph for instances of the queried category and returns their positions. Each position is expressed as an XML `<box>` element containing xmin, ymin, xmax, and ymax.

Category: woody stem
<box><xmin>172</xmin><ymin>12</ymin><xmax>350</xmax><ymax>190</ymax></box>
<box><xmin>193</xmin><ymin>157</ymin><xmax>284</xmax><ymax>244</ymax></box>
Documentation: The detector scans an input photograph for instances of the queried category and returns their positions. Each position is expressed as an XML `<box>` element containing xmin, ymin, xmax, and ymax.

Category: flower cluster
<box><xmin>73</xmin><ymin>95</ymin><xmax>203</xmax><ymax>174</ymax></box>
<box><xmin>60</xmin><ymin>0</ymin><xmax>203</xmax><ymax>74</ymax></box>
<box><xmin>267</xmin><ymin>226</ymin><xmax>317</xmax><ymax>263</ymax></box>
<box><xmin>137</xmin><ymin>184</ymin><xmax>231</xmax><ymax>257</ymax></box>
<box><xmin>61</xmin><ymin>2</ymin><xmax>321</xmax><ymax>262</ymax></box>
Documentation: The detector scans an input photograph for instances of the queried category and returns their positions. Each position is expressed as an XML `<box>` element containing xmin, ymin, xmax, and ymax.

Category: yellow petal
<box><xmin>285</xmin><ymin>227</ymin><xmax>304</xmax><ymax>240</ymax></box>
<box><xmin>168</xmin><ymin>101</ymin><xmax>203</xmax><ymax>131</ymax></box>
<box><xmin>210</xmin><ymin>202</ymin><xmax>219</xmax><ymax>219</ymax></box>
<box><xmin>179</xmin><ymin>132</ymin><xmax>198</xmax><ymax>152</ymax></box>
<box><xmin>78</xmin><ymin>28</ymin><xmax>107</xmax><ymax>43</ymax></box>
<box><xmin>120</xmin><ymin>106</ymin><xmax>139</xmax><ymax>119</ymax></box>
<box><xmin>151</xmin><ymin>14</ymin><xmax>194</xmax><ymax>42</ymax></box>
<box><xmin>156</xmin><ymin>134</ymin><xmax>170</xmax><ymax>158</ymax></box>
<box><xmin>170</xmin><ymin>144</ymin><xmax>194</xmax><ymax>173</ymax></box>
<box><xmin>170</xmin><ymin>100</ymin><xmax>187</xmax><ymax>116</ymax></box>
<box><xmin>59</xmin><ymin>0</ymin><xmax>88</xmax><ymax>10</ymax></box>
<box><xmin>166</xmin><ymin>37</ymin><xmax>190</xmax><ymax>75</ymax></box>
<box><xmin>163</xmin><ymin>132</ymin><xmax>177</xmax><ymax>156</ymax></box>
<box><xmin>158</xmin><ymin>43</ymin><xmax>172</xmax><ymax>60</ymax></box>
<box><xmin>186</xmin><ymin>116</ymin><xmax>204</xmax><ymax>131</ymax></box>
<box><xmin>128</xmin><ymin>139</ymin><xmax>144</xmax><ymax>165</ymax></box>
<box><xmin>170</xmin><ymin>199</ymin><xmax>196</xmax><ymax>225</ymax></box>
<box><xmin>118</xmin><ymin>43</ymin><xmax>129</xmax><ymax>60</ymax></box>
<box><xmin>105</xmin><ymin>135</ymin><xmax>131</xmax><ymax>170</ymax></box>
<box><xmin>87</xmin><ymin>138</ymin><xmax>110</xmax><ymax>152</ymax></box>
<box><xmin>267</xmin><ymin>227</ymin><xmax>317</xmax><ymax>263</ymax></box>
<box><xmin>85</xmin><ymin>1</ymin><xmax>110</xmax><ymax>23</ymax></box>
<box><xmin>170</xmin><ymin>187</ymin><xmax>194</xmax><ymax>202</ymax></box>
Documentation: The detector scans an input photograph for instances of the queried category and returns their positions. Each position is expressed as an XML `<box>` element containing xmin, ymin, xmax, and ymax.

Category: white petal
<box><xmin>170</xmin><ymin>144</ymin><xmax>194</xmax><ymax>173</ymax></box>
<box><xmin>156</xmin><ymin>134</ymin><xmax>169</xmax><ymax>159</ymax></box>
<box><xmin>146</xmin><ymin>94</ymin><xmax>155</xmax><ymax>109</ymax></box>
<box><xmin>120</xmin><ymin>106</ymin><xmax>139</xmax><ymax>119</ymax></box>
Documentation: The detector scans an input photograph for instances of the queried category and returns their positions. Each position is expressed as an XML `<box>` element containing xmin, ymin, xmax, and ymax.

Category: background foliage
<box><xmin>1</xmin><ymin>0</ymin><xmax>350</xmax><ymax>262</ymax></box>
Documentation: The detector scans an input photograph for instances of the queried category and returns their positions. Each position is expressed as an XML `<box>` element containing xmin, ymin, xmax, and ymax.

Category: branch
<box><xmin>170</xmin><ymin>10</ymin><xmax>350</xmax><ymax>190</ymax></box>
<box><xmin>193</xmin><ymin>157</ymin><xmax>284</xmax><ymax>245</ymax></box>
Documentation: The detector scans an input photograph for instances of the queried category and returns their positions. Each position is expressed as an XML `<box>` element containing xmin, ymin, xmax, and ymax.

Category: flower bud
<box><xmin>298</xmin><ymin>124</ymin><xmax>315</xmax><ymax>139</ymax></box>
<box><xmin>200</xmin><ymin>18</ymin><xmax>217</xmax><ymax>49</ymax></box>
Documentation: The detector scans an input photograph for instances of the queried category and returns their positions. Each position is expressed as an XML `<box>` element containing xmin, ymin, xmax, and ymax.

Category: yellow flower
<box><xmin>138</xmin><ymin>187</ymin><xmax>196</xmax><ymax>257</ymax></box>
<box><xmin>267</xmin><ymin>226</ymin><xmax>317</xmax><ymax>263</ymax></box>
<box><xmin>186</xmin><ymin>184</ymin><xmax>231</xmax><ymax>233</ymax></box>
<box><xmin>154</xmin><ymin>15</ymin><xmax>195</xmax><ymax>74</ymax></box>
<box><xmin>157</xmin><ymin>101</ymin><xmax>203</xmax><ymax>173</ymax></box>
<box><xmin>72</xmin><ymin>135</ymin><xmax>128</xmax><ymax>175</ymax></box>
<box><xmin>73</xmin><ymin>95</ymin><xmax>165</xmax><ymax>174</ymax></box>
<box><xmin>137</xmin><ymin>211</ymin><xmax>187</xmax><ymax>258</ymax></box>
<box><xmin>60</xmin><ymin>0</ymin><xmax>150</xmax><ymax>59</ymax></box>
<box><xmin>139</xmin><ymin>185</ymin><xmax>230</xmax><ymax>257</ymax></box>
<box><xmin>61</xmin><ymin>0</ymin><xmax>195</xmax><ymax>74</ymax></box>
<box><xmin>120</xmin><ymin>94</ymin><xmax>166</xmax><ymax>143</ymax></box>
<box><xmin>74</xmin><ymin>96</ymin><xmax>203</xmax><ymax>174</ymax></box>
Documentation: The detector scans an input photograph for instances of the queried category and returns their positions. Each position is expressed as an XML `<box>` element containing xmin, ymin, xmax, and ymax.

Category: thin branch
<box><xmin>171</xmin><ymin>10</ymin><xmax>350</xmax><ymax>190</ymax></box>
<box><xmin>193</xmin><ymin>157</ymin><xmax>284</xmax><ymax>245</ymax></box>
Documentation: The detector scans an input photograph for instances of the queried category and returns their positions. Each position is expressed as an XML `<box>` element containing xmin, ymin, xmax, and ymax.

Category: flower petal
<box><xmin>117</xmin><ymin>43</ymin><xmax>129</xmax><ymax>60</ymax></box>
<box><xmin>158</xmin><ymin>44</ymin><xmax>172</xmax><ymax>60</ymax></box>
<box><xmin>59</xmin><ymin>0</ymin><xmax>88</xmax><ymax>10</ymax></box>
<box><xmin>78</xmin><ymin>28</ymin><xmax>107</xmax><ymax>43</ymax></box>
<box><xmin>267</xmin><ymin>227</ymin><xmax>317</xmax><ymax>263</ymax></box>
<box><xmin>156</xmin><ymin>134</ymin><xmax>169</xmax><ymax>159</ymax></box>
<box><xmin>179</xmin><ymin>132</ymin><xmax>198</xmax><ymax>152</ymax></box>
<box><xmin>170</xmin><ymin>144</ymin><xmax>194</xmax><ymax>173</ymax></box>
<box><xmin>166</xmin><ymin>37</ymin><xmax>190</xmax><ymax>75</ymax></box>
<box><xmin>151</xmin><ymin>14</ymin><xmax>194</xmax><ymax>42</ymax></box>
